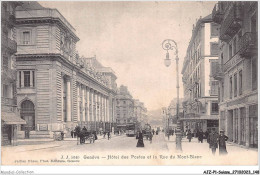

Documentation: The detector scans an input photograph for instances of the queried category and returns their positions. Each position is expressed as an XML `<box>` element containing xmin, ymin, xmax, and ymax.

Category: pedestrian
<box><xmin>61</xmin><ymin>131</ymin><xmax>64</xmax><ymax>140</ymax></box>
<box><xmin>107</xmin><ymin>131</ymin><xmax>111</xmax><ymax>140</ymax></box>
<box><xmin>198</xmin><ymin>129</ymin><xmax>203</xmax><ymax>143</ymax></box>
<box><xmin>103</xmin><ymin>131</ymin><xmax>106</xmax><ymax>138</ymax></box>
<box><xmin>136</xmin><ymin>130</ymin><xmax>144</xmax><ymax>147</ymax></box>
<box><xmin>156</xmin><ymin>130</ymin><xmax>158</xmax><ymax>135</ymax></box>
<box><xmin>149</xmin><ymin>132</ymin><xmax>153</xmax><ymax>144</ymax></box>
<box><xmin>152</xmin><ymin>129</ymin><xmax>155</xmax><ymax>135</ymax></box>
<box><xmin>187</xmin><ymin>129</ymin><xmax>192</xmax><ymax>142</ymax></box>
<box><xmin>209</xmin><ymin>128</ymin><xmax>219</xmax><ymax>155</ymax></box>
<box><xmin>71</xmin><ymin>130</ymin><xmax>74</xmax><ymax>138</ymax></box>
<box><xmin>218</xmin><ymin>130</ymin><xmax>228</xmax><ymax>156</ymax></box>
<box><xmin>82</xmin><ymin>126</ymin><xmax>87</xmax><ymax>131</ymax></box>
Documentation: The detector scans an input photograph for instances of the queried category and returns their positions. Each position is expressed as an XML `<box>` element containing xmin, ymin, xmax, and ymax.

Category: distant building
<box><xmin>181</xmin><ymin>14</ymin><xmax>220</xmax><ymax>133</ymax></box>
<box><xmin>14</xmin><ymin>2</ymin><xmax>117</xmax><ymax>139</ymax></box>
<box><xmin>1</xmin><ymin>2</ymin><xmax>25</xmax><ymax>146</ymax></box>
<box><xmin>212</xmin><ymin>2</ymin><xmax>258</xmax><ymax>148</ymax></box>
<box><xmin>134</xmin><ymin>99</ymin><xmax>148</xmax><ymax>127</ymax></box>
<box><xmin>115</xmin><ymin>85</ymin><xmax>135</xmax><ymax>124</ymax></box>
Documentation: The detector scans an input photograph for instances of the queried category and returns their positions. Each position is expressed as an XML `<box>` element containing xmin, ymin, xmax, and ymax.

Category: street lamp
<box><xmin>161</xmin><ymin>39</ymin><xmax>182</xmax><ymax>152</ymax></box>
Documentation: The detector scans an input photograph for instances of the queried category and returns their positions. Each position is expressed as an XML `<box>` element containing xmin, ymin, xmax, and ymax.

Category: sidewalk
<box><xmin>164</xmin><ymin>134</ymin><xmax>258</xmax><ymax>165</ymax></box>
<box><xmin>2</xmin><ymin>133</ymin><xmax>124</xmax><ymax>153</ymax></box>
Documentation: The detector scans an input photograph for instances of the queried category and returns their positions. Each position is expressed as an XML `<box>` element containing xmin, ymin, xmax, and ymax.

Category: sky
<box><xmin>39</xmin><ymin>1</ymin><xmax>216</xmax><ymax>111</ymax></box>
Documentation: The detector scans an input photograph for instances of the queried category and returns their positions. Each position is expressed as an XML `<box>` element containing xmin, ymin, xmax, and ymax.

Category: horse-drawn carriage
<box><xmin>79</xmin><ymin>131</ymin><xmax>95</xmax><ymax>144</ymax></box>
<box><xmin>143</xmin><ymin>123</ymin><xmax>152</xmax><ymax>140</ymax></box>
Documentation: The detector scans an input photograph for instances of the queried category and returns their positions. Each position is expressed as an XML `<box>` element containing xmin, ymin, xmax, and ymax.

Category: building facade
<box><xmin>212</xmin><ymin>1</ymin><xmax>258</xmax><ymax>148</ymax></box>
<box><xmin>115</xmin><ymin>85</ymin><xmax>135</xmax><ymax>124</ymax></box>
<box><xmin>14</xmin><ymin>2</ymin><xmax>117</xmax><ymax>138</ymax></box>
<box><xmin>134</xmin><ymin>99</ymin><xmax>148</xmax><ymax>127</ymax></box>
<box><xmin>181</xmin><ymin>14</ymin><xmax>220</xmax><ymax>134</ymax></box>
<box><xmin>1</xmin><ymin>2</ymin><xmax>26</xmax><ymax>146</ymax></box>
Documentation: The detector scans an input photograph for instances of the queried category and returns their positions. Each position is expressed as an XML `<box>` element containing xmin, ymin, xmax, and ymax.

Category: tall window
<box><xmin>211</xmin><ymin>23</ymin><xmax>219</xmax><ymax>37</ymax></box>
<box><xmin>18</xmin><ymin>70</ymin><xmax>35</xmax><ymax>88</ymax></box>
<box><xmin>3</xmin><ymin>56</ymin><xmax>8</xmax><ymax>68</ymax></box>
<box><xmin>22</xmin><ymin>31</ymin><xmax>30</xmax><ymax>45</ymax></box>
<box><xmin>229</xmin><ymin>76</ymin><xmax>233</xmax><ymax>99</ymax></box>
<box><xmin>221</xmin><ymin>82</ymin><xmax>224</xmax><ymax>101</ymax></box>
<box><xmin>24</xmin><ymin>71</ymin><xmax>30</xmax><ymax>87</ymax></box>
<box><xmin>234</xmin><ymin>73</ymin><xmax>237</xmax><ymax>97</ymax></box>
<box><xmin>239</xmin><ymin>70</ymin><xmax>243</xmax><ymax>95</ymax></box>
<box><xmin>211</xmin><ymin>102</ymin><xmax>219</xmax><ymax>114</ymax></box>
<box><xmin>210</xmin><ymin>43</ymin><xmax>219</xmax><ymax>55</ymax></box>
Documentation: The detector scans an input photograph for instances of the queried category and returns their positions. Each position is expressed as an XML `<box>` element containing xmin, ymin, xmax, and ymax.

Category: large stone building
<box><xmin>1</xmin><ymin>2</ymin><xmax>26</xmax><ymax>146</ymax></box>
<box><xmin>181</xmin><ymin>14</ymin><xmax>220</xmax><ymax>133</ymax></box>
<box><xmin>14</xmin><ymin>2</ymin><xmax>117</xmax><ymax>138</ymax></box>
<box><xmin>115</xmin><ymin>85</ymin><xmax>135</xmax><ymax>124</ymax></box>
<box><xmin>212</xmin><ymin>2</ymin><xmax>258</xmax><ymax>148</ymax></box>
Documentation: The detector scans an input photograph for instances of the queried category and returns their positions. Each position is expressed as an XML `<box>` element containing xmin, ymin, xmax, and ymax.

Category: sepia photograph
<box><xmin>0</xmin><ymin>0</ymin><xmax>259</xmax><ymax>174</ymax></box>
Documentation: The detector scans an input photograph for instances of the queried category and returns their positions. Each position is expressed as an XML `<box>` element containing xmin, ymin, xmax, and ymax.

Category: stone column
<box><xmin>82</xmin><ymin>86</ymin><xmax>85</xmax><ymax>122</ymax></box>
<box><xmin>225</xmin><ymin>110</ymin><xmax>228</xmax><ymax>138</ymax></box>
<box><xmin>21</xmin><ymin>71</ymin><xmax>24</xmax><ymax>88</ymax></box>
<box><xmin>106</xmin><ymin>97</ymin><xmax>109</xmax><ymax>122</ymax></box>
<box><xmin>86</xmin><ymin>87</ymin><xmax>89</xmax><ymax>122</ymax></box>
<box><xmin>96</xmin><ymin>92</ymin><xmax>99</xmax><ymax>122</ymax></box>
<box><xmin>238</xmin><ymin>108</ymin><xmax>241</xmax><ymax>144</ymax></box>
<box><xmin>245</xmin><ymin>105</ymin><xmax>250</xmax><ymax>148</ymax></box>
<box><xmin>94</xmin><ymin>91</ymin><xmax>97</xmax><ymax>130</ymax></box>
<box><xmin>233</xmin><ymin>109</ymin><xmax>236</xmax><ymax>142</ymax></box>
<box><xmin>30</xmin><ymin>71</ymin><xmax>33</xmax><ymax>87</ymax></box>
<box><xmin>77</xmin><ymin>84</ymin><xmax>80</xmax><ymax>122</ymax></box>
<box><xmin>90</xmin><ymin>89</ymin><xmax>93</xmax><ymax>122</ymax></box>
<box><xmin>66</xmin><ymin>79</ymin><xmax>71</xmax><ymax>122</ymax></box>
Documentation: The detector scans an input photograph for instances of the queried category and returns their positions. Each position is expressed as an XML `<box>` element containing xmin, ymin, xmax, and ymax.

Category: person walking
<box><xmin>209</xmin><ymin>128</ymin><xmax>219</xmax><ymax>155</ymax></box>
<box><xmin>71</xmin><ymin>130</ymin><xmax>74</xmax><ymax>138</ymax></box>
<box><xmin>107</xmin><ymin>131</ymin><xmax>111</xmax><ymax>140</ymax></box>
<box><xmin>187</xmin><ymin>129</ymin><xmax>192</xmax><ymax>142</ymax></box>
<box><xmin>149</xmin><ymin>132</ymin><xmax>153</xmax><ymax>144</ymax></box>
<box><xmin>218</xmin><ymin>130</ymin><xmax>228</xmax><ymax>155</ymax></box>
<box><xmin>136</xmin><ymin>130</ymin><xmax>144</xmax><ymax>147</ymax></box>
<box><xmin>198</xmin><ymin>129</ymin><xmax>203</xmax><ymax>143</ymax></box>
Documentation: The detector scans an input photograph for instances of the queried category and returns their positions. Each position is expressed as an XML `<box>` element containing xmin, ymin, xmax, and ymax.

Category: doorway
<box><xmin>20</xmin><ymin>100</ymin><xmax>35</xmax><ymax>138</ymax></box>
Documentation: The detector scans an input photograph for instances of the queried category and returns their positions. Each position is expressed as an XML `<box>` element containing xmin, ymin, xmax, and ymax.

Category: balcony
<box><xmin>212</xmin><ymin>2</ymin><xmax>224</xmax><ymax>24</ymax></box>
<box><xmin>219</xmin><ymin>2</ymin><xmax>243</xmax><ymax>42</ymax></box>
<box><xmin>1</xmin><ymin>97</ymin><xmax>17</xmax><ymax>106</ymax></box>
<box><xmin>237</xmin><ymin>32</ymin><xmax>257</xmax><ymax>58</ymax></box>
<box><xmin>211</xmin><ymin>63</ymin><xmax>224</xmax><ymax>81</ymax></box>
<box><xmin>2</xmin><ymin>35</ymin><xmax>17</xmax><ymax>54</ymax></box>
<box><xmin>1</xmin><ymin>66</ymin><xmax>16</xmax><ymax>81</ymax></box>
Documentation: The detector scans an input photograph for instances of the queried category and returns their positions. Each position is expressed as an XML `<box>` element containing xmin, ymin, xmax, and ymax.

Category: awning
<box><xmin>1</xmin><ymin>112</ymin><xmax>26</xmax><ymax>125</ymax></box>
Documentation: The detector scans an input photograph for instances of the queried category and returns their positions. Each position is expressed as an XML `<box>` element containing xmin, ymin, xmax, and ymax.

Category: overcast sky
<box><xmin>40</xmin><ymin>1</ymin><xmax>216</xmax><ymax>111</ymax></box>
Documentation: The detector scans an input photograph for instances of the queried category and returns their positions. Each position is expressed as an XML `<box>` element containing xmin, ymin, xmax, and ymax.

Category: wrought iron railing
<box><xmin>237</xmin><ymin>32</ymin><xmax>257</xmax><ymax>56</ymax></box>
<box><xmin>220</xmin><ymin>2</ymin><xmax>242</xmax><ymax>41</ymax></box>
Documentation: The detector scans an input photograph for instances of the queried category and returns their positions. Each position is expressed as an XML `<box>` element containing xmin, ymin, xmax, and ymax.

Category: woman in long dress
<box><xmin>136</xmin><ymin>131</ymin><xmax>144</xmax><ymax>147</ymax></box>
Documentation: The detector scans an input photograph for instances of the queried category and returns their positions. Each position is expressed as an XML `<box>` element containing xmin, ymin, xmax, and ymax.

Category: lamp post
<box><xmin>161</xmin><ymin>39</ymin><xmax>182</xmax><ymax>152</ymax></box>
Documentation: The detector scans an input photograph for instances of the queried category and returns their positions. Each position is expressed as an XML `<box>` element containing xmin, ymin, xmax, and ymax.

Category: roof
<box><xmin>1</xmin><ymin>112</ymin><xmax>26</xmax><ymax>125</ymax></box>
<box><xmin>16</xmin><ymin>2</ymin><xmax>45</xmax><ymax>10</ymax></box>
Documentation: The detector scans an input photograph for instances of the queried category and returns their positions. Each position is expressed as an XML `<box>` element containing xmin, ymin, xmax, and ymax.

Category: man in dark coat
<box><xmin>71</xmin><ymin>130</ymin><xmax>74</xmax><ymax>138</ymax></box>
<box><xmin>209</xmin><ymin>128</ymin><xmax>219</xmax><ymax>155</ymax></box>
<box><xmin>187</xmin><ymin>129</ymin><xmax>192</xmax><ymax>142</ymax></box>
<box><xmin>198</xmin><ymin>129</ymin><xmax>203</xmax><ymax>143</ymax></box>
<box><xmin>136</xmin><ymin>130</ymin><xmax>144</xmax><ymax>147</ymax></box>
<box><xmin>218</xmin><ymin>130</ymin><xmax>228</xmax><ymax>155</ymax></box>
